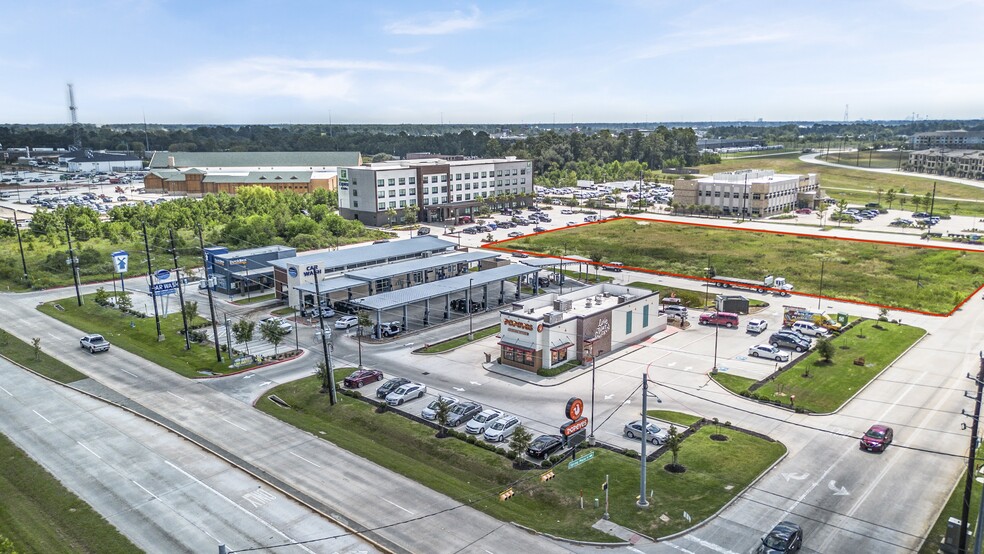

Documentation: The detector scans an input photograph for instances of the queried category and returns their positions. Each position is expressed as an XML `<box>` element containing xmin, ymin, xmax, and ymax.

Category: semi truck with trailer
<box><xmin>712</xmin><ymin>274</ymin><xmax>793</xmax><ymax>296</ymax></box>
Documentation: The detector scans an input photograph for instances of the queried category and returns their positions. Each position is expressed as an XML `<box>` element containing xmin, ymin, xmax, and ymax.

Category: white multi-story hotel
<box><xmin>337</xmin><ymin>156</ymin><xmax>533</xmax><ymax>226</ymax></box>
<box><xmin>673</xmin><ymin>169</ymin><xmax>820</xmax><ymax>217</ymax></box>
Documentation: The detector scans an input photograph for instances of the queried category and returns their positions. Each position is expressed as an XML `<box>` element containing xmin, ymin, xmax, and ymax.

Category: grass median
<box><xmin>0</xmin><ymin>328</ymin><xmax>87</xmax><ymax>384</ymax></box>
<box><xmin>503</xmin><ymin>218</ymin><xmax>984</xmax><ymax>314</ymax></box>
<box><xmin>418</xmin><ymin>325</ymin><xmax>500</xmax><ymax>353</ymax></box>
<box><xmin>38</xmin><ymin>294</ymin><xmax>234</xmax><ymax>378</ymax></box>
<box><xmin>258</xmin><ymin>375</ymin><xmax>786</xmax><ymax>540</ymax></box>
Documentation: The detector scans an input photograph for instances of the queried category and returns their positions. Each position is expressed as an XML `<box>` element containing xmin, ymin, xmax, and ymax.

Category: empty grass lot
<box><xmin>501</xmin><ymin>218</ymin><xmax>984</xmax><ymax>314</ymax></box>
<box><xmin>257</xmin><ymin>375</ymin><xmax>785</xmax><ymax>540</ymax></box>
<box><xmin>714</xmin><ymin>320</ymin><xmax>926</xmax><ymax>413</ymax></box>
<box><xmin>38</xmin><ymin>294</ymin><xmax>233</xmax><ymax>377</ymax></box>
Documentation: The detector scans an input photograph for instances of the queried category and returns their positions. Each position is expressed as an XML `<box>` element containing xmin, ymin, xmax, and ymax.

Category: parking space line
<box><xmin>684</xmin><ymin>535</ymin><xmax>739</xmax><ymax>554</ymax></box>
<box><xmin>119</xmin><ymin>368</ymin><xmax>138</xmax><ymax>378</ymax></box>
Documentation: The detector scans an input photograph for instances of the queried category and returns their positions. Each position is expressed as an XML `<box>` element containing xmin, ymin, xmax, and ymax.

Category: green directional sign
<box><xmin>567</xmin><ymin>451</ymin><xmax>596</xmax><ymax>469</ymax></box>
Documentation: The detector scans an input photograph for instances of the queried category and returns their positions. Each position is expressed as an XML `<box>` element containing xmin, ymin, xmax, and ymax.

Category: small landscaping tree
<box><xmin>259</xmin><ymin>319</ymin><xmax>289</xmax><ymax>356</ymax></box>
<box><xmin>316</xmin><ymin>361</ymin><xmax>330</xmax><ymax>394</ymax></box>
<box><xmin>93</xmin><ymin>287</ymin><xmax>109</xmax><ymax>306</ymax></box>
<box><xmin>357</xmin><ymin>310</ymin><xmax>373</xmax><ymax>367</ymax></box>
<box><xmin>665</xmin><ymin>425</ymin><xmax>684</xmax><ymax>471</ymax></box>
<box><xmin>184</xmin><ymin>300</ymin><xmax>199</xmax><ymax>319</ymax></box>
<box><xmin>816</xmin><ymin>337</ymin><xmax>835</xmax><ymax>363</ymax></box>
<box><xmin>31</xmin><ymin>337</ymin><xmax>42</xmax><ymax>361</ymax></box>
<box><xmin>232</xmin><ymin>318</ymin><xmax>256</xmax><ymax>355</ymax></box>
<box><xmin>116</xmin><ymin>291</ymin><xmax>132</xmax><ymax>313</ymax></box>
<box><xmin>509</xmin><ymin>425</ymin><xmax>533</xmax><ymax>461</ymax></box>
<box><xmin>878</xmin><ymin>307</ymin><xmax>889</xmax><ymax>322</ymax></box>
<box><xmin>435</xmin><ymin>396</ymin><xmax>453</xmax><ymax>437</ymax></box>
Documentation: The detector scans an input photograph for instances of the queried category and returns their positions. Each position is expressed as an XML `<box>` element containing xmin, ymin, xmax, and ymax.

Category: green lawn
<box><xmin>38</xmin><ymin>294</ymin><xmax>236</xmax><ymax>377</ymax></box>
<box><xmin>0</xmin><ymin>328</ymin><xmax>87</xmax><ymax>383</ymax></box>
<box><xmin>719</xmin><ymin>320</ymin><xmax>926</xmax><ymax>413</ymax></box>
<box><xmin>418</xmin><ymin>325</ymin><xmax>500</xmax><ymax>353</ymax></box>
<box><xmin>819</xmin><ymin>150</ymin><xmax>906</xmax><ymax>169</ymax></box>
<box><xmin>919</xmin><ymin>461</ymin><xmax>982</xmax><ymax>553</ymax></box>
<box><xmin>700</xmin><ymin>152</ymin><xmax>984</xmax><ymax>217</ymax></box>
<box><xmin>0</xmin><ymin>432</ymin><xmax>140</xmax><ymax>554</ymax></box>
<box><xmin>646</xmin><ymin>410</ymin><xmax>702</xmax><ymax>427</ymax></box>
<box><xmin>258</xmin><ymin>374</ymin><xmax>785</xmax><ymax>540</ymax></box>
<box><xmin>232</xmin><ymin>293</ymin><xmax>277</xmax><ymax>305</ymax></box>
<box><xmin>502</xmin><ymin>218</ymin><xmax>984</xmax><ymax>314</ymax></box>
<box><xmin>271</xmin><ymin>306</ymin><xmax>296</xmax><ymax>316</ymax></box>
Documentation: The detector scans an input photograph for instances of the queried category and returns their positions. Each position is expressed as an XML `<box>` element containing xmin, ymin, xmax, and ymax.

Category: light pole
<box><xmin>468</xmin><ymin>277</ymin><xmax>474</xmax><ymax>340</ymax></box>
<box><xmin>817</xmin><ymin>258</ymin><xmax>826</xmax><ymax>310</ymax></box>
<box><xmin>712</xmin><ymin>323</ymin><xmax>720</xmax><ymax>373</ymax></box>
<box><xmin>637</xmin><ymin>373</ymin><xmax>662</xmax><ymax>509</ymax></box>
<box><xmin>309</xmin><ymin>264</ymin><xmax>336</xmax><ymax>405</ymax></box>
<box><xmin>588</xmin><ymin>349</ymin><xmax>604</xmax><ymax>446</ymax></box>
<box><xmin>703</xmin><ymin>258</ymin><xmax>712</xmax><ymax>308</ymax></box>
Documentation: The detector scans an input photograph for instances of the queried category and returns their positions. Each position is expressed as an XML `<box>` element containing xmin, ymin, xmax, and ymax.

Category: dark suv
<box><xmin>769</xmin><ymin>331</ymin><xmax>811</xmax><ymax>352</ymax></box>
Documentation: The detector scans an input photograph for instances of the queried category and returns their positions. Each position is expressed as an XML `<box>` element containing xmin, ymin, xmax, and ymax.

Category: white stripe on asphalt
<box><xmin>289</xmin><ymin>451</ymin><xmax>322</xmax><ymax>468</ymax></box>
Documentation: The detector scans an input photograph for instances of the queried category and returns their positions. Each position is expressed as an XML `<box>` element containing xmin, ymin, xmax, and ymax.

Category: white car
<box><xmin>790</xmin><ymin>321</ymin><xmax>828</xmax><ymax>337</ymax></box>
<box><xmin>386</xmin><ymin>383</ymin><xmax>427</xmax><ymax>406</ymax></box>
<box><xmin>259</xmin><ymin>317</ymin><xmax>293</xmax><ymax>334</ymax></box>
<box><xmin>748</xmin><ymin>344</ymin><xmax>790</xmax><ymax>362</ymax></box>
<box><xmin>314</xmin><ymin>326</ymin><xmax>332</xmax><ymax>340</ymax></box>
<box><xmin>484</xmin><ymin>415</ymin><xmax>521</xmax><ymax>442</ymax></box>
<box><xmin>746</xmin><ymin>319</ymin><xmax>768</xmax><ymax>334</ymax></box>
<box><xmin>335</xmin><ymin>315</ymin><xmax>359</xmax><ymax>329</ymax></box>
<box><xmin>465</xmin><ymin>409</ymin><xmax>503</xmax><ymax>434</ymax></box>
<box><xmin>421</xmin><ymin>396</ymin><xmax>459</xmax><ymax>420</ymax></box>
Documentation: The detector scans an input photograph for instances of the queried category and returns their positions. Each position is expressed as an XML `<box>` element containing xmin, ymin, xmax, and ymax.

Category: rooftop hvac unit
<box><xmin>595</xmin><ymin>295</ymin><xmax>603</xmax><ymax>303</ymax></box>
<box><xmin>585</xmin><ymin>298</ymin><xmax>593</xmax><ymax>308</ymax></box>
<box><xmin>511</xmin><ymin>303</ymin><xmax>524</xmax><ymax>311</ymax></box>
<box><xmin>616</xmin><ymin>295</ymin><xmax>628</xmax><ymax>304</ymax></box>
<box><xmin>527</xmin><ymin>308</ymin><xmax>535</xmax><ymax>314</ymax></box>
<box><xmin>554</xmin><ymin>299</ymin><xmax>573</xmax><ymax>312</ymax></box>
<box><xmin>544</xmin><ymin>311</ymin><xmax>564</xmax><ymax>324</ymax></box>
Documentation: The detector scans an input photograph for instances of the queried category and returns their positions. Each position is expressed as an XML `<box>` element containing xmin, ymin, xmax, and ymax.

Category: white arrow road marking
<box><xmin>684</xmin><ymin>366</ymin><xmax>693</xmax><ymax>371</ymax></box>
<box><xmin>828</xmin><ymin>480</ymin><xmax>850</xmax><ymax>496</ymax></box>
<box><xmin>243</xmin><ymin>374</ymin><xmax>254</xmax><ymax>379</ymax></box>
<box><xmin>667</xmin><ymin>361</ymin><xmax>677</xmax><ymax>367</ymax></box>
<box><xmin>259</xmin><ymin>381</ymin><xmax>272</xmax><ymax>387</ymax></box>
<box><xmin>453</xmin><ymin>387</ymin><xmax>466</xmax><ymax>392</ymax></box>
<box><xmin>605</xmin><ymin>394</ymin><xmax>615</xmax><ymax>400</ymax></box>
<box><xmin>470</xmin><ymin>381</ymin><xmax>482</xmax><ymax>385</ymax></box>
<box><xmin>781</xmin><ymin>472</ymin><xmax>809</xmax><ymax>482</ymax></box>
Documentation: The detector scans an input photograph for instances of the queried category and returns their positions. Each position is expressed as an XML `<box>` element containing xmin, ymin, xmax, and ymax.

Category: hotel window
<box><xmin>441</xmin><ymin>186</ymin><xmax>448</xmax><ymax>192</ymax></box>
<box><xmin>497</xmin><ymin>170</ymin><xmax>503</xmax><ymax>176</ymax></box>
<box><xmin>398</xmin><ymin>178</ymin><xmax>406</xmax><ymax>185</ymax></box>
<box><xmin>626</xmin><ymin>311</ymin><xmax>633</xmax><ymax>334</ymax></box>
<box><xmin>465</xmin><ymin>193</ymin><xmax>471</xmax><ymax>200</ymax></box>
<box><xmin>409</xmin><ymin>199</ymin><xmax>416</xmax><ymax>206</ymax></box>
<box><xmin>388</xmin><ymin>190</ymin><xmax>396</xmax><ymax>197</ymax></box>
<box><xmin>352</xmin><ymin>189</ymin><xmax>358</xmax><ymax>196</ymax></box>
<box><xmin>388</xmin><ymin>178</ymin><xmax>395</xmax><ymax>186</ymax></box>
<box><xmin>456</xmin><ymin>194</ymin><xmax>462</xmax><ymax>201</ymax></box>
<box><xmin>377</xmin><ymin>202</ymin><xmax>385</xmax><ymax>210</ymax></box>
<box><xmin>512</xmin><ymin>169</ymin><xmax>518</xmax><ymax>175</ymax></box>
<box><xmin>353</xmin><ymin>200</ymin><xmax>359</xmax><ymax>207</ymax></box>
<box><xmin>455</xmin><ymin>173</ymin><xmax>462</xmax><ymax>180</ymax></box>
<box><xmin>456</xmin><ymin>184</ymin><xmax>462</xmax><ymax>191</ymax></box>
<box><xmin>389</xmin><ymin>201</ymin><xmax>397</xmax><ymax>208</ymax></box>
<box><xmin>432</xmin><ymin>186</ymin><xmax>439</xmax><ymax>194</ymax></box>
<box><xmin>441</xmin><ymin>175</ymin><xmax>447</xmax><ymax>182</ymax></box>
<box><xmin>400</xmin><ymin>200</ymin><xmax>406</xmax><ymax>207</ymax></box>
<box><xmin>481</xmin><ymin>171</ymin><xmax>488</xmax><ymax>178</ymax></box>
<box><xmin>408</xmin><ymin>188</ymin><xmax>416</xmax><ymax>196</ymax></box>
<box><xmin>377</xmin><ymin>190</ymin><xmax>385</xmax><ymax>198</ymax></box>
<box><xmin>409</xmin><ymin>177</ymin><xmax>416</xmax><ymax>185</ymax></box>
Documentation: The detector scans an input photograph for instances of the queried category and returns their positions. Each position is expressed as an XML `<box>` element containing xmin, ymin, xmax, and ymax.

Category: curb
<box><xmin>508</xmin><ymin>521</ymin><xmax>630</xmax><ymax>547</ymax></box>
<box><xmin>196</xmin><ymin>349</ymin><xmax>308</xmax><ymax>379</ymax></box>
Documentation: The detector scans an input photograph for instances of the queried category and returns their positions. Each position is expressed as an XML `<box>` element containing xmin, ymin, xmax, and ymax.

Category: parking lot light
<box><xmin>468</xmin><ymin>277</ymin><xmax>474</xmax><ymax>340</ymax></box>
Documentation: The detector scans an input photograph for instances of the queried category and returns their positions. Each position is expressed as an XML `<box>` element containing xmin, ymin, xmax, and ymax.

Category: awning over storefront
<box><xmin>498</xmin><ymin>340</ymin><xmax>536</xmax><ymax>352</ymax></box>
<box><xmin>549</xmin><ymin>340</ymin><xmax>574</xmax><ymax>352</ymax></box>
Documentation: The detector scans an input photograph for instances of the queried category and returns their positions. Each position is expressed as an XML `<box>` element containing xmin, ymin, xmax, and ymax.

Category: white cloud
<box><xmin>384</xmin><ymin>6</ymin><xmax>483</xmax><ymax>35</ymax></box>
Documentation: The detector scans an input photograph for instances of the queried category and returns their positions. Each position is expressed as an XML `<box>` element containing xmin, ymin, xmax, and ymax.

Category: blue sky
<box><xmin>2</xmin><ymin>0</ymin><xmax>982</xmax><ymax>124</ymax></box>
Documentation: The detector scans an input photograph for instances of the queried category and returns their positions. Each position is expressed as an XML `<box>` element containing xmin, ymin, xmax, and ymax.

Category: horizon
<box><xmin>2</xmin><ymin>1</ymin><xmax>982</xmax><ymax>124</ymax></box>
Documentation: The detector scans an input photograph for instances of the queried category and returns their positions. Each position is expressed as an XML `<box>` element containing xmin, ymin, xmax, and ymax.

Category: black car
<box><xmin>757</xmin><ymin>521</ymin><xmax>803</xmax><ymax>553</ymax></box>
<box><xmin>446</xmin><ymin>401</ymin><xmax>483</xmax><ymax>426</ymax></box>
<box><xmin>769</xmin><ymin>331</ymin><xmax>811</xmax><ymax>352</ymax></box>
<box><xmin>375</xmin><ymin>377</ymin><xmax>411</xmax><ymax>399</ymax></box>
<box><xmin>526</xmin><ymin>434</ymin><xmax>564</xmax><ymax>459</ymax></box>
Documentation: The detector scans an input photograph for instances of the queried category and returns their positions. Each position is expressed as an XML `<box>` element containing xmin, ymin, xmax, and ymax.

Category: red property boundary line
<box><xmin>482</xmin><ymin>216</ymin><xmax>984</xmax><ymax>318</ymax></box>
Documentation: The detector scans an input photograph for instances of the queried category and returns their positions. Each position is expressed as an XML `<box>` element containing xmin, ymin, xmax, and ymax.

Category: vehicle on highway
<box><xmin>259</xmin><ymin>317</ymin><xmax>293</xmax><ymax>334</ymax></box>
<box><xmin>746</xmin><ymin>319</ymin><xmax>768</xmax><ymax>334</ymax></box>
<box><xmin>446</xmin><ymin>401</ymin><xmax>483</xmax><ymax>426</ymax></box>
<box><xmin>386</xmin><ymin>383</ymin><xmax>427</xmax><ymax>405</ymax></box>
<box><xmin>623</xmin><ymin>420</ymin><xmax>669</xmax><ymax>445</ymax></box>
<box><xmin>465</xmin><ymin>409</ymin><xmax>503</xmax><ymax>434</ymax></box>
<box><xmin>375</xmin><ymin>377</ymin><xmax>411</xmax><ymax>399</ymax></box>
<box><xmin>757</xmin><ymin>521</ymin><xmax>803</xmax><ymax>553</ymax></box>
<box><xmin>769</xmin><ymin>331</ymin><xmax>811</xmax><ymax>352</ymax></box>
<box><xmin>526</xmin><ymin>434</ymin><xmax>564</xmax><ymax>458</ymax></box>
<box><xmin>80</xmin><ymin>333</ymin><xmax>111</xmax><ymax>353</ymax></box>
<box><xmin>748</xmin><ymin>344</ymin><xmax>790</xmax><ymax>362</ymax></box>
<box><xmin>601</xmin><ymin>261</ymin><xmax>624</xmax><ymax>272</ymax></box>
<box><xmin>343</xmin><ymin>369</ymin><xmax>384</xmax><ymax>388</ymax></box>
<box><xmin>860</xmin><ymin>424</ymin><xmax>894</xmax><ymax>452</ymax></box>
<box><xmin>421</xmin><ymin>396</ymin><xmax>459</xmax><ymax>420</ymax></box>
<box><xmin>335</xmin><ymin>315</ymin><xmax>359</xmax><ymax>329</ymax></box>
<box><xmin>484</xmin><ymin>415</ymin><xmax>521</xmax><ymax>442</ymax></box>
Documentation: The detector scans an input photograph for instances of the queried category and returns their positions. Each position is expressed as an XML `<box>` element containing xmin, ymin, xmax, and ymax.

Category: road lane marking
<box><xmin>165</xmin><ymin>461</ymin><xmax>315</xmax><ymax>553</ymax></box>
<box><xmin>166</xmin><ymin>391</ymin><xmax>184</xmax><ymax>400</ymax></box>
<box><xmin>132</xmin><ymin>480</ymin><xmax>161</xmax><ymax>501</ymax></box>
<box><xmin>119</xmin><ymin>368</ymin><xmax>138</xmax><ymax>378</ymax></box>
<box><xmin>77</xmin><ymin>441</ymin><xmax>102</xmax><ymax>459</ymax></box>
<box><xmin>32</xmin><ymin>410</ymin><xmax>51</xmax><ymax>423</ymax></box>
<box><xmin>221</xmin><ymin>417</ymin><xmax>249</xmax><ymax>432</ymax></box>
<box><xmin>289</xmin><ymin>451</ymin><xmax>322</xmax><ymax>468</ymax></box>
<box><xmin>662</xmin><ymin>543</ymin><xmax>696</xmax><ymax>553</ymax></box>
<box><xmin>382</xmin><ymin>497</ymin><xmax>414</xmax><ymax>514</ymax></box>
<box><xmin>684</xmin><ymin>535</ymin><xmax>738</xmax><ymax>554</ymax></box>
<box><xmin>0</xmin><ymin>385</ymin><xmax>12</xmax><ymax>396</ymax></box>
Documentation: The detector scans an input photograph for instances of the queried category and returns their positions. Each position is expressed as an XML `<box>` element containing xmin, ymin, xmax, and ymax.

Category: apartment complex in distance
<box><xmin>906</xmin><ymin>149</ymin><xmax>984</xmax><ymax>179</ymax></box>
<box><xmin>910</xmin><ymin>130</ymin><xmax>984</xmax><ymax>149</ymax></box>
<box><xmin>337</xmin><ymin>156</ymin><xmax>533</xmax><ymax>226</ymax></box>
<box><xmin>673</xmin><ymin>169</ymin><xmax>820</xmax><ymax>217</ymax></box>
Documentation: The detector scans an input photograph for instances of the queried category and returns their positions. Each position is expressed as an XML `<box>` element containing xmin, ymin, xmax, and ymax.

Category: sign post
<box><xmin>112</xmin><ymin>250</ymin><xmax>129</xmax><ymax>292</ymax></box>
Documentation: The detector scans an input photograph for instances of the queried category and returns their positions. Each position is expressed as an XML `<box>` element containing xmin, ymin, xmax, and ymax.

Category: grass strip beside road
<box><xmin>419</xmin><ymin>325</ymin><xmax>500</xmax><ymax>353</ymax></box>
<box><xmin>231</xmin><ymin>293</ymin><xmax>277</xmax><ymax>305</ymax></box>
<box><xmin>919</xmin><ymin>460</ymin><xmax>982</xmax><ymax>553</ymax></box>
<box><xmin>0</xmin><ymin>328</ymin><xmax>87</xmax><ymax>383</ymax></box>
<box><xmin>38</xmin><ymin>295</ymin><xmax>234</xmax><ymax>378</ymax></box>
<box><xmin>711</xmin><ymin>372</ymin><xmax>759</xmax><ymax>396</ymax></box>
<box><xmin>0</xmin><ymin>432</ymin><xmax>140</xmax><ymax>554</ymax></box>
<box><xmin>646</xmin><ymin>410</ymin><xmax>703</xmax><ymax>427</ymax></box>
<box><xmin>258</xmin><ymin>374</ymin><xmax>785</xmax><ymax>540</ymax></box>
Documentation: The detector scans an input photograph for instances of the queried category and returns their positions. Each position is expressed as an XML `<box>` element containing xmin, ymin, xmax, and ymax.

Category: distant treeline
<box><xmin>702</xmin><ymin>120</ymin><xmax>984</xmax><ymax>146</ymax></box>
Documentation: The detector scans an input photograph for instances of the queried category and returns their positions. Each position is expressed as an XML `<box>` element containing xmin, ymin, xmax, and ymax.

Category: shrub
<box><xmin>466</xmin><ymin>435</ymin><xmax>477</xmax><ymax>444</ymax></box>
<box><xmin>496</xmin><ymin>447</ymin><xmax>506</xmax><ymax>456</ymax></box>
<box><xmin>506</xmin><ymin>451</ymin><xmax>517</xmax><ymax>460</ymax></box>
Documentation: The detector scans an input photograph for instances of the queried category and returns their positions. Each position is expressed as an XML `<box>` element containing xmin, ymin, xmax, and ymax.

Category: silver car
<box><xmin>623</xmin><ymin>420</ymin><xmax>670</xmax><ymax>445</ymax></box>
<box><xmin>484</xmin><ymin>416</ymin><xmax>521</xmax><ymax>442</ymax></box>
<box><xmin>465</xmin><ymin>409</ymin><xmax>502</xmax><ymax>434</ymax></box>
<box><xmin>386</xmin><ymin>383</ymin><xmax>427</xmax><ymax>406</ymax></box>
<box><xmin>421</xmin><ymin>396</ymin><xmax>459</xmax><ymax>420</ymax></box>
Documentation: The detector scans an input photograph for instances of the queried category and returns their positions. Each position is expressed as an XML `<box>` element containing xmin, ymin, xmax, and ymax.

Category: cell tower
<box><xmin>843</xmin><ymin>104</ymin><xmax>849</xmax><ymax>123</ymax></box>
<box><xmin>67</xmin><ymin>83</ymin><xmax>82</xmax><ymax>150</ymax></box>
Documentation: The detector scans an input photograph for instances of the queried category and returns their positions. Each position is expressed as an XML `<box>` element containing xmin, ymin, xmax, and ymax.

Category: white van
<box><xmin>790</xmin><ymin>321</ymin><xmax>827</xmax><ymax>337</ymax></box>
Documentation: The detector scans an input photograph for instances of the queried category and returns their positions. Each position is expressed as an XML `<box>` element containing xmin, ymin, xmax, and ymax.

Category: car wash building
<box><xmin>205</xmin><ymin>245</ymin><xmax>297</xmax><ymax>295</ymax></box>
<box><xmin>497</xmin><ymin>283</ymin><xmax>666</xmax><ymax>372</ymax></box>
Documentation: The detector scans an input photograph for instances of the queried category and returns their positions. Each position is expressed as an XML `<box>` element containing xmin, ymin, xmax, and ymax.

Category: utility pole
<box><xmin>142</xmin><ymin>222</ymin><xmax>163</xmax><ymax>341</ymax></box>
<box><xmin>310</xmin><ymin>265</ymin><xmax>336</xmax><ymax>405</ymax></box>
<box><xmin>64</xmin><ymin>220</ymin><xmax>83</xmax><ymax>306</ymax></box>
<box><xmin>197</xmin><ymin>224</ymin><xmax>223</xmax><ymax>363</ymax></box>
<box><xmin>959</xmin><ymin>353</ymin><xmax>984</xmax><ymax>554</ymax></box>
<box><xmin>638</xmin><ymin>372</ymin><xmax>649</xmax><ymax>508</ymax></box>
<box><xmin>974</xmin><ymin>356</ymin><xmax>984</xmax><ymax>554</ymax></box>
<box><xmin>13</xmin><ymin>210</ymin><xmax>29</xmax><ymax>283</ymax></box>
<box><xmin>169</xmin><ymin>229</ymin><xmax>191</xmax><ymax>350</ymax></box>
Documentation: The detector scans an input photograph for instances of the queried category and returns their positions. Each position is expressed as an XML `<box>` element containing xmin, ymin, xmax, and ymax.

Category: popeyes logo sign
<box><xmin>504</xmin><ymin>318</ymin><xmax>534</xmax><ymax>331</ymax></box>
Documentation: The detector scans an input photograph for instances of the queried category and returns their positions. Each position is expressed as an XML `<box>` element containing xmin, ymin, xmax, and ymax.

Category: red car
<box><xmin>795</xmin><ymin>208</ymin><xmax>813</xmax><ymax>215</ymax></box>
<box><xmin>860</xmin><ymin>424</ymin><xmax>893</xmax><ymax>452</ymax></box>
<box><xmin>343</xmin><ymin>369</ymin><xmax>384</xmax><ymax>388</ymax></box>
